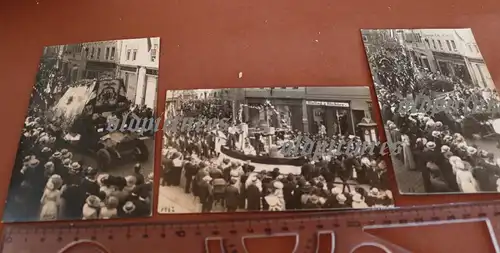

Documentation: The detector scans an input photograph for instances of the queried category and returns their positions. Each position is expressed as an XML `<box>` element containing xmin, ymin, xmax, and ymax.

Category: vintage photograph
<box><xmin>362</xmin><ymin>28</ymin><xmax>500</xmax><ymax>194</ymax></box>
<box><xmin>158</xmin><ymin>86</ymin><xmax>395</xmax><ymax>214</ymax></box>
<box><xmin>3</xmin><ymin>38</ymin><xmax>160</xmax><ymax>222</ymax></box>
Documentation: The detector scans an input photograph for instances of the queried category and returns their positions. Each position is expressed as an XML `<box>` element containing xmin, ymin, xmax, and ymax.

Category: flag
<box><xmin>147</xmin><ymin>38</ymin><xmax>152</xmax><ymax>52</ymax></box>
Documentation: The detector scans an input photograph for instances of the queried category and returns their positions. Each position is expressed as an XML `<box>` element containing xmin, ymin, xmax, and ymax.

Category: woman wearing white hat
<box><xmin>266</xmin><ymin>181</ymin><xmax>285</xmax><ymax>211</ymax></box>
<box><xmin>453</xmin><ymin>158</ymin><xmax>479</xmax><ymax>193</ymax></box>
<box><xmin>39</xmin><ymin>179</ymin><xmax>61</xmax><ymax>221</ymax></box>
<box><xmin>351</xmin><ymin>193</ymin><xmax>368</xmax><ymax>209</ymax></box>
<box><xmin>401</xmin><ymin>131</ymin><xmax>415</xmax><ymax>171</ymax></box>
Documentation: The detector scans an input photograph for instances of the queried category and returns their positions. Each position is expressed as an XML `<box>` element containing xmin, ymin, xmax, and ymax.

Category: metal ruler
<box><xmin>3</xmin><ymin>200</ymin><xmax>500</xmax><ymax>253</ymax></box>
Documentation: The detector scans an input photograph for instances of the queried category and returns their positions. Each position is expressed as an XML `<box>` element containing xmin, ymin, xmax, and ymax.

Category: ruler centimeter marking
<box><xmin>3</xmin><ymin>200</ymin><xmax>500</xmax><ymax>253</ymax></box>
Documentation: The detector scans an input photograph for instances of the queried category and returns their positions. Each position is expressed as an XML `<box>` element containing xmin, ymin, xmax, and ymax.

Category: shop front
<box><xmin>305</xmin><ymin>100</ymin><xmax>352</xmax><ymax>136</ymax></box>
<box><xmin>433</xmin><ymin>51</ymin><xmax>472</xmax><ymax>84</ymax></box>
<box><xmin>84</xmin><ymin>61</ymin><xmax>117</xmax><ymax>80</ymax></box>
<box><xmin>243</xmin><ymin>98</ymin><xmax>303</xmax><ymax>132</ymax></box>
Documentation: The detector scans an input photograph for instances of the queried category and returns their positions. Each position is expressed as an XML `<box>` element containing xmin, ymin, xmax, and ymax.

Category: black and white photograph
<box><xmin>3</xmin><ymin>38</ymin><xmax>160</xmax><ymax>222</ymax></box>
<box><xmin>158</xmin><ymin>86</ymin><xmax>395</xmax><ymax>214</ymax></box>
<box><xmin>362</xmin><ymin>28</ymin><xmax>500</xmax><ymax>194</ymax></box>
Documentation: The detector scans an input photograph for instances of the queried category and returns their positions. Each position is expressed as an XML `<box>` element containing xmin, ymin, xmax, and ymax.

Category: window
<box><xmin>432</xmin><ymin>39</ymin><xmax>436</xmax><ymax>49</ymax></box>
<box><xmin>96</xmin><ymin>48</ymin><xmax>101</xmax><ymax>59</ymax></box>
<box><xmin>84</xmin><ymin>48</ymin><xmax>89</xmax><ymax>58</ymax></box>
<box><xmin>151</xmin><ymin>44</ymin><xmax>158</xmax><ymax>61</ymax></box>
<box><xmin>425</xmin><ymin>39</ymin><xmax>430</xmax><ymax>48</ymax></box>
<box><xmin>105</xmin><ymin>47</ymin><xmax>110</xmax><ymax>59</ymax></box>
<box><xmin>90</xmin><ymin>47</ymin><xmax>95</xmax><ymax>58</ymax></box>
<box><xmin>126</xmin><ymin>49</ymin><xmax>131</xmax><ymax>60</ymax></box>
<box><xmin>438</xmin><ymin>40</ymin><xmax>443</xmax><ymax>50</ymax></box>
<box><xmin>124</xmin><ymin>72</ymin><xmax>129</xmax><ymax>86</ymax></box>
<box><xmin>132</xmin><ymin>49</ymin><xmax>137</xmax><ymax>60</ymax></box>
<box><xmin>110</xmin><ymin>47</ymin><xmax>115</xmax><ymax>60</ymax></box>
<box><xmin>446</xmin><ymin>40</ymin><xmax>451</xmax><ymax>51</ymax></box>
<box><xmin>451</xmin><ymin>40</ymin><xmax>457</xmax><ymax>50</ymax></box>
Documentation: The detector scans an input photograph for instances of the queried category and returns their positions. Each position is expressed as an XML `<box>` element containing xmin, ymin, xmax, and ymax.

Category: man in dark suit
<box><xmin>246</xmin><ymin>178</ymin><xmax>261</xmax><ymax>211</ymax></box>
<box><xmin>225</xmin><ymin>179</ymin><xmax>240</xmax><ymax>212</ymax></box>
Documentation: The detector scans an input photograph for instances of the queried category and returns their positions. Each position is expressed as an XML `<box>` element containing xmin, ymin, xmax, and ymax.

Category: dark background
<box><xmin>1</xmin><ymin>0</ymin><xmax>500</xmax><ymax>252</ymax></box>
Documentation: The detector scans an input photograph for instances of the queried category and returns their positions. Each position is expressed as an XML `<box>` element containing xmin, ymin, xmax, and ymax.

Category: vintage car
<box><xmin>95</xmin><ymin>131</ymin><xmax>149</xmax><ymax>171</ymax></box>
<box><xmin>461</xmin><ymin>113</ymin><xmax>499</xmax><ymax>139</ymax></box>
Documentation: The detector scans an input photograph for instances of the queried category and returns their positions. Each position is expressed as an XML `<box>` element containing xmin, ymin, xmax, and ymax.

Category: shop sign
<box><xmin>306</xmin><ymin>100</ymin><xmax>349</xmax><ymax>107</ymax></box>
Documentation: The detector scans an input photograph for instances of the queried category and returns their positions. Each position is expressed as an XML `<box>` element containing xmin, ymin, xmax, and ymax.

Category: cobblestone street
<box><xmin>390</xmin><ymin>155</ymin><xmax>425</xmax><ymax>194</ymax></box>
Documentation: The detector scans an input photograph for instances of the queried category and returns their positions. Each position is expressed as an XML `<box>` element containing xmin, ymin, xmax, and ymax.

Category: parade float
<box><xmin>219</xmin><ymin>100</ymin><xmax>306</xmax><ymax>174</ymax></box>
<box><xmin>50</xmin><ymin>78</ymin><xmax>149</xmax><ymax>171</ymax></box>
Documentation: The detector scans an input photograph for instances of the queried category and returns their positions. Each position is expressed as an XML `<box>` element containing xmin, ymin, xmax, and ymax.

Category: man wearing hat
<box><xmin>466</xmin><ymin>146</ymin><xmax>480</xmax><ymax>167</ymax></box>
<box><xmin>130</xmin><ymin>187</ymin><xmax>152</xmax><ymax>217</ymax></box>
<box><xmin>81</xmin><ymin>167</ymin><xmax>100</xmax><ymax>197</ymax></box>
<box><xmin>225</xmin><ymin>178</ymin><xmax>240</xmax><ymax>212</ymax></box>
<box><xmin>246</xmin><ymin>176</ymin><xmax>261</xmax><ymax>211</ymax></box>
<box><xmin>283</xmin><ymin>173</ymin><xmax>297</xmax><ymax>210</ymax></box>
<box><xmin>133</xmin><ymin>163</ymin><xmax>145</xmax><ymax>186</ymax></box>
<box><xmin>183</xmin><ymin>156</ymin><xmax>198</xmax><ymax>194</ymax></box>
<box><xmin>260</xmin><ymin>172</ymin><xmax>274</xmax><ymax>210</ymax></box>
<box><xmin>120</xmin><ymin>201</ymin><xmax>138</xmax><ymax>218</ymax></box>
<box><xmin>438</xmin><ymin>145</ymin><xmax>460</xmax><ymax>192</ymax></box>
<box><xmin>193</xmin><ymin>162</ymin><xmax>209</xmax><ymax>197</ymax></box>
<box><xmin>199</xmin><ymin>175</ymin><xmax>213</xmax><ymax>213</ymax></box>
<box><xmin>66</xmin><ymin>162</ymin><xmax>83</xmax><ymax>186</ymax></box>
<box><xmin>422</xmin><ymin>141</ymin><xmax>439</xmax><ymax>192</ymax></box>
<box><xmin>51</xmin><ymin>151</ymin><xmax>64</xmax><ymax>175</ymax></box>
<box><xmin>61</xmin><ymin>176</ymin><xmax>87</xmax><ymax>219</ymax></box>
<box><xmin>300</xmin><ymin>159</ymin><xmax>314</xmax><ymax>181</ymax></box>
<box><xmin>324</xmin><ymin>187</ymin><xmax>342</xmax><ymax>209</ymax></box>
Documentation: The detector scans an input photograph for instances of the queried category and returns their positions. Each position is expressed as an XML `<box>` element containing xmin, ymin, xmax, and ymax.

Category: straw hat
<box><xmin>336</xmin><ymin>193</ymin><xmax>347</xmax><ymax>202</ymax></box>
<box><xmin>122</xmin><ymin>201</ymin><xmax>136</xmax><ymax>213</ymax></box>
<box><xmin>28</xmin><ymin>159</ymin><xmax>40</xmax><ymax>167</ymax></box>
<box><xmin>426</xmin><ymin>141</ymin><xmax>436</xmax><ymax>149</ymax></box>
<box><xmin>369</xmin><ymin>188</ymin><xmax>379</xmax><ymax>196</ymax></box>
<box><xmin>85</xmin><ymin>195</ymin><xmax>101</xmax><ymax>208</ymax></box>
<box><xmin>273</xmin><ymin>181</ymin><xmax>284</xmax><ymax>189</ymax></box>
<box><xmin>441</xmin><ymin>145</ymin><xmax>450</xmax><ymax>153</ymax></box>
<box><xmin>352</xmin><ymin>193</ymin><xmax>363</xmax><ymax>203</ymax></box>
<box><xmin>331</xmin><ymin>187</ymin><xmax>342</xmax><ymax>195</ymax></box>
<box><xmin>467</xmin><ymin>147</ymin><xmax>477</xmax><ymax>156</ymax></box>
<box><xmin>71</xmin><ymin>162</ymin><xmax>81</xmax><ymax>170</ymax></box>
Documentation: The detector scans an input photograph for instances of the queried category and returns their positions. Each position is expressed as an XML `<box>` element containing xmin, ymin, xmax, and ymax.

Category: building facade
<box><xmin>404</xmin><ymin>29</ymin><xmax>494</xmax><ymax>89</ymax></box>
<box><xmin>61</xmin><ymin>41</ymin><xmax>121</xmax><ymax>84</ymax></box>
<box><xmin>235</xmin><ymin>87</ymin><xmax>374</xmax><ymax>136</ymax></box>
<box><xmin>117</xmin><ymin>38</ymin><xmax>159</xmax><ymax>110</ymax></box>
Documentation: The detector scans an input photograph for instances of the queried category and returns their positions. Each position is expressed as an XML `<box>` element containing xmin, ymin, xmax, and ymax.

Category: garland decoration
<box><xmin>238</xmin><ymin>99</ymin><xmax>279</xmax><ymax>123</ymax></box>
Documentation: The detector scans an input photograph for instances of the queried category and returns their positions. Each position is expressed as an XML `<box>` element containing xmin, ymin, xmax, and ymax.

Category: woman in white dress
<box><xmin>267</xmin><ymin>181</ymin><xmax>285</xmax><ymax>211</ymax></box>
<box><xmin>453</xmin><ymin>158</ymin><xmax>479</xmax><ymax>193</ymax></box>
<box><xmin>401</xmin><ymin>134</ymin><xmax>416</xmax><ymax>170</ymax></box>
<box><xmin>39</xmin><ymin>179</ymin><xmax>61</xmax><ymax>221</ymax></box>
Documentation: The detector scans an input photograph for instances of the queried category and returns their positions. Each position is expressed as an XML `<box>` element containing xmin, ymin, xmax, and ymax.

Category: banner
<box><xmin>95</xmin><ymin>79</ymin><xmax>126</xmax><ymax>107</ymax></box>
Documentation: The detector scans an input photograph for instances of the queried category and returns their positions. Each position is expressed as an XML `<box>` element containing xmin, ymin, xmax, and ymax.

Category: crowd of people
<box><xmin>370</xmin><ymin>44</ymin><xmax>500</xmax><ymax>193</ymax></box>
<box><xmin>5</xmin><ymin>84</ymin><xmax>154</xmax><ymax>221</ymax></box>
<box><xmin>161</xmin><ymin>97</ymin><xmax>395</xmax><ymax>212</ymax></box>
